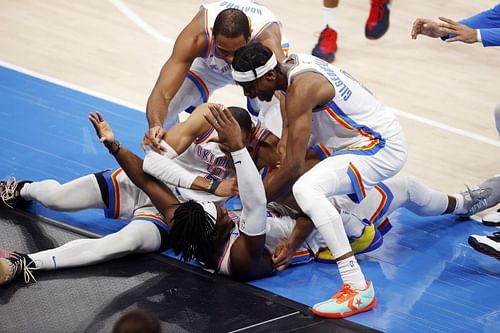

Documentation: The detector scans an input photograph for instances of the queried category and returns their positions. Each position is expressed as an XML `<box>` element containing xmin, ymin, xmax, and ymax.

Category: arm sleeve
<box><xmin>460</xmin><ymin>4</ymin><xmax>500</xmax><ymax>46</ymax></box>
<box><xmin>231</xmin><ymin>148</ymin><xmax>268</xmax><ymax>236</ymax></box>
<box><xmin>143</xmin><ymin>150</ymin><xmax>197</xmax><ymax>189</ymax></box>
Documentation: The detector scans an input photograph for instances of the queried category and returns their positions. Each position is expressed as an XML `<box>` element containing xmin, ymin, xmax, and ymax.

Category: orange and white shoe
<box><xmin>312</xmin><ymin>281</ymin><xmax>376</xmax><ymax>318</ymax></box>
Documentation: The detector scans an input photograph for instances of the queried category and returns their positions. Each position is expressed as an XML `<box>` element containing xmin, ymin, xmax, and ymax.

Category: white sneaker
<box><xmin>468</xmin><ymin>232</ymin><xmax>500</xmax><ymax>260</ymax></box>
<box><xmin>482</xmin><ymin>209</ymin><xmax>500</xmax><ymax>227</ymax></box>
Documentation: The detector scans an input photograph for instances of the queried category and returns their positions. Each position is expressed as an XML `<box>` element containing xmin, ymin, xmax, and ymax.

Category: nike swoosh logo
<box><xmin>234</xmin><ymin>161</ymin><xmax>242</xmax><ymax>165</ymax></box>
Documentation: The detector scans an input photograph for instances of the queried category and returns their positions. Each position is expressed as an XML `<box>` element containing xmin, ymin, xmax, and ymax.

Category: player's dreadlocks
<box><xmin>168</xmin><ymin>200</ymin><xmax>215</xmax><ymax>263</ymax></box>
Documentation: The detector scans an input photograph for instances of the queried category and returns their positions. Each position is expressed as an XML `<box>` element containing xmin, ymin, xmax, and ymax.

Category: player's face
<box><xmin>239</xmin><ymin>75</ymin><xmax>275</xmax><ymax>102</ymax></box>
<box><xmin>214</xmin><ymin>205</ymin><xmax>234</xmax><ymax>240</ymax></box>
<box><xmin>214</xmin><ymin>34</ymin><xmax>248</xmax><ymax>64</ymax></box>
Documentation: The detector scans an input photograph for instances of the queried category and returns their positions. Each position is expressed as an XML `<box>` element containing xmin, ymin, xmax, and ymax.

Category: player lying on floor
<box><xmin>0</xmin><ymin>110</ymin><xmax>371</xmax><ymax>287</ymax></box>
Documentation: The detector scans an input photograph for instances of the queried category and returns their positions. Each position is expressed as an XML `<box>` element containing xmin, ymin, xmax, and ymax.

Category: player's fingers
<box><xmin>438</xmin><ymin>16</ymin><xmax>458</xmax><ymax>26</ymax></box>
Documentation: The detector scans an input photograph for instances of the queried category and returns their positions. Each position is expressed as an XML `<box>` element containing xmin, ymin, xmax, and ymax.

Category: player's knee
<box><xmin>293</xmin><ymin>177</ymin><xmax>316</xmax><ymax>211</ymax></box>
<box><xmin>406</xmin><ymin>175</ymin><xmax>431</xmax><ymax>207</ymax></box>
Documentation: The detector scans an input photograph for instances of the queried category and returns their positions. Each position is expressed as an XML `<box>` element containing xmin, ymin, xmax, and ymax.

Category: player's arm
<box><xmin>264</xmin><ymin>74</ymin><xmax>334</xmax><ymax>202</ymax></box>
<box><xmin>263</xmin><ymin>77</ymin><xmax>313</xmax><ymax>202</ymax></box>
<box><xmin>272</xmin><ymin>215</ymin><xmax>315</xmax><ymax>271</ymax></box>
<box><xmin>88</xmin><ymin>112</ymin><xmax>178</xmax><ymax>221</ymax></box>
<box><xmin>143</xmin><ymin>103</ymin><xmax>236</xmax><ymax>197</ymax></box>
<box><xmin>256</xmin><ymin>23</ymin><xmax>286</xmax><ymax>61</ymax></box>
<box><xmin>204</xmin><ymin>106</ymin><xmax>272</xmax><ymax>280</ymax></box>
<box><xmin>144</xmin><ymin>10</ymin><xmax>208</xmax><ymax>152</ymax></box>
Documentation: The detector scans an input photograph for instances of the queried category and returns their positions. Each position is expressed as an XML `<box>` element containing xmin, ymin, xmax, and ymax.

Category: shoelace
<box><xmin>465</xmin><ymin>185</ymin><xmax>492</xmax><ymax>214</ymax></box>
<box><xmin>367</xmin><ymin>0</ymin><xmax>388</xmax><ymax>26</ymax></box>
<box><xmin>489</xmin><ymin>231</ymin><xmax>500</xmax><ymax>241</ymax></box>
<box><xmin>10</xmin><ymin>254</ymin><xmax>39</xmax><ymax>284</ymax></box>
<box><xmin>0</xmin><ymin>177</ymin><xmax>18</xmax><ymax>208</ymax></box>
<box><xmin>334</xmin><ymin>283</ymin><xmax>357</xmax><ymax>303</ymax></box>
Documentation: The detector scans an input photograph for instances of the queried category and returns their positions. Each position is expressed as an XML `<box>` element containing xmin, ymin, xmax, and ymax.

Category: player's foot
<box><xmin>365</xmin><ymin>0</ymin><xmax>391</xmax><ymax>39</ymax></box>
<box><xmin>458</xmin><ymin>175</ymin><xmax>500</xmax><ymax>217</ymax></box>
<box><xmin>316</xmin><ymin>222</ymin><xmax>382</xmax><ymax>263</ymax></box>
<box><xmin>482</xmin><ymin>209</ymin><xmax>500</xmax><ymax>227</ymax></box>
<box><xmin>0</xmin><ymin>178</ymin><xmax>32</xmax><ymax>208</ymax></box>
<box><xmin>0</xmin><ymin>252</ymin><xmax>37</xmax><ymax>285</ymax></box>
<box><xmin>312</xmin><ymin>25</ymin><xmax>337</xmax><ymax>63</ymax></box>
<box><xmin>468</xmin><ymin>232</ymin><xmax>500</xmax><ymax>260</ymax></box>
<box><xmin>312</xmin><ymin>281</ymin><xmax>376</xmax><ymax>318</ymax></box>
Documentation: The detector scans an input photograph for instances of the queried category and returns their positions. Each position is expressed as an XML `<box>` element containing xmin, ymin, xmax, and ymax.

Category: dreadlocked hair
<box><xmin>213</xmin><ymin>8</ymin><xmax>250</xmax><ymax>40</ymax></box>
<box><xmin>232</xmin><ymin>43</ymin><xmax>276</xmax><ymax>79</ymax></box>
<box><xmin>168</xmin><ymin>200</ymin><xmax>215</xmax><ymax>263</ymax></box>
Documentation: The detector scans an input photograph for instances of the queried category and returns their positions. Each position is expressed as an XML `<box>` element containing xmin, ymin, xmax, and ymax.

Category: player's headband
<box><xmin>199</xmin><ymin>201</ymin><xmax>218</xmax><ymax>223</ymax></box>
<box><xmin>231</xmin><ymin>54</ymin><xmax>277</xmax><ymax>82</ymax></box>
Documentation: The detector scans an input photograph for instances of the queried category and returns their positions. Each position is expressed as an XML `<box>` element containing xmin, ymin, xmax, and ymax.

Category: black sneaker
<box><xmin>0</xmin><ymin>178</ymin><xmax>32</xmax><ymax>208</ymax></box>
<box><xmin>0</xmin><ymin>252</ymin><xmax>37</xmax><ymax>285</ymax></box>
<box><xmin>468</xmin><ymin>232</ymin><xmax>500</xmax><ymax>260</ymax></box>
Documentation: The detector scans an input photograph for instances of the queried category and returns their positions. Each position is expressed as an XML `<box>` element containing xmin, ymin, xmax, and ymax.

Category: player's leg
<box><xmin>0</xmin><ymin>218</ymin><xmax>166</xmax><ymax>285</ymax></box>
<box><xmin>1</xmin><ymin>173</ymin><xmax>106</xmax><ymax>210</ymax></box>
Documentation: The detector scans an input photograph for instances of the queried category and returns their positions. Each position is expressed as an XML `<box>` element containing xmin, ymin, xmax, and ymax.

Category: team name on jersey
<box><xmin>313</xmin><ymin>58</ymin><xmax>352</xmax><ymax>102</ymax></box>
<box><xmin>195</xmin><ymin>145</ymin><xmax>234</xmax><ymax>180</ymax></box>
<box><xmin>219</xmin><ymin>1</ymin><xmax>263</xmax><ymax>16</ymax></box>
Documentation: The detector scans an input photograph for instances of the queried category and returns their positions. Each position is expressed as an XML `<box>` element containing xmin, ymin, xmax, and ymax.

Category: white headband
<box><xmin>199</xmin><ymin>201</ymin><xmax>218</xmax><ymax>223</ymax></box>
<box><xmin>231</xmin><ymin>53</ymin><xmax>277</xmax><ymax>83</ymax></box>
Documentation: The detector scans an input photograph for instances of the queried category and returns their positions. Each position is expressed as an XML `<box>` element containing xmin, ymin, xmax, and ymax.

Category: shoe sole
<box><xmin>312</xmin><ymin>297</ymin><xmax>377</xmax><ymax>318</ymax></box>
<box><xmin>482</xmin><ymin>220</ymin><xmax>500</xmax><ymax>227</ymax></box>
<box><xmin>468</xmin><ymin>236</ymin><xmax>500</xmax><ymax>260</ymax></box>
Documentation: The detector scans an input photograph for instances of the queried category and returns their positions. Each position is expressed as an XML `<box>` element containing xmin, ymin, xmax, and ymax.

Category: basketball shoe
<box><xmin>482</xmin><ymin>209</ymin><xmax>500</xmax><ymax>227</ymax></box>
<box><xmin>458</xmin><ymin>175</ymin><xmax>500</xmax><ymax>217</ymax></box>
<box><xmin>312</xmin><ymin>281</ymin><xmax>376</xmax><ymax>318</ymax></box>
<box><xmin>468</xmin><ymin>232</ymin><xmax>500</xmax><ymax>260</ymax></box>
<box><xmin>312</xmin><ymin>25</ymin><xmax>337</xmax><ymax>63</ymax></box>
<box><xmin>0</xmin><ymin>251</ymin><xmax>38</xmax><ymax>285</ymax></box>
<box><xmin>365</xmin><ymin>0</ymin><xmax>391</xmax><ymax>39</ymax></box>
<box><xmin>0</xmin><ymin>178</ymin><xmax>31</xmax><ymax>208</ymax></box>
<box><xmin>316</xmin><ymin>221</ymin><xmax>383</xmax><ymax>263</ymax></box>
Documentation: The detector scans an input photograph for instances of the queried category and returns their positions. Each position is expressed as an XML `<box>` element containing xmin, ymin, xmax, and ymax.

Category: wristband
<box><xmin>208</xmin><ymin>179</ymin><xmax>222</xmax><ymax>194</ymax></box>
<box><xmin>108</xmin><ymin>140</ymin><xmax>121</xmax><ymax>155</ymax></box>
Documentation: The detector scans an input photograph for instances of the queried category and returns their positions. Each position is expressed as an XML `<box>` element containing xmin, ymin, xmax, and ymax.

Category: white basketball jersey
<box><xmin>215</xmin><ymin>206</ymin><xmax>326</xmax><ymax>276</ymax></box>
<box><xmin>286</xmin><ymin>53</ymin><xmax>403</xmax><ymax>153</ymax></box>
<box><xmin>200</xmin><ymin>0</ymin><xmax>281</xmax><ymax>76</ymax></box>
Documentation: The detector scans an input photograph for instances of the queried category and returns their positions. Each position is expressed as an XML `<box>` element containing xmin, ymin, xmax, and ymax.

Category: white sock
<box><xmin>452</xmin><ymin>194</ymin><xmax>466</xmax><ymax>214</ymax></box>
<box><xmin>322</xmin><ymin>7</ymin><xmax>338</xmax><ymax>31</ymax></box>
<box><xmin>337</xmin><ymin>256</ymin><xmax>367</xmax><ymax>290</ymax></box>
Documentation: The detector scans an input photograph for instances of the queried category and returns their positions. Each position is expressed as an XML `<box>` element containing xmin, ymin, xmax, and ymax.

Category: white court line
<box><xmin>109</xmin><ymin>0</ymin><xmax>175</xmax><ymax>45</ymax></box>
<box><xmin>106</xmin><ymin>0</ymin><xmax>500</xmax><ymax>148</ymax></box>
<box><xmin>227</xmin><ymin>311</ymin><xmax>301</xmax><ymax>333</ymax></box>
<box><xmin>1</xmin><ymin>60</ymin><xmax>499</xmax><ymax>149</ymax></box>
<box><xmin>388</xmin><ymin>107</ymin><xmax>500</xmax><ymax>148</ymax></box>
<box><xmin>0</xmin><ymin>60</ymin><xmax>144</xmax><ymax>112</ymax></box>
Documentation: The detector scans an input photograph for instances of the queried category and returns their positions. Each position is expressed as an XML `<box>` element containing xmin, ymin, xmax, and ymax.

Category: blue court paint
<box><xmin>1</xmin><ymin>65</ymin><xmax>499</xmax><ymax>333</ymax></box>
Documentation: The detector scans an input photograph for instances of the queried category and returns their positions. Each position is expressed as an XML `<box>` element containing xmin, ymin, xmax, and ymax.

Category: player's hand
<box><xmin>215</xmin><ymin>177</ymin><xmax>239</xmax><ymax>197</ymax></box>
<box><xmin>88</xmin><ymin>112</ymin><xmax>115</xmax><ymax>146</ymax></box>
<box><xmin>438</xmin><ymin>17</ymin><xmax>478</xmax><ymax>44</ymax></box>
<box><xmin>272</xmin><ymin>240</ymin><xmax>294</xmax><ymax>271</ymax></box>
<box><xmin>204</xmin><ymin>104</ymin><xmax>244</xmax><ymax>153</ymax></box>
<box><xmin>141</xmin><ymin>126</ymin><xmax>168</xmax><ymax>153</ymax></box>
<box><xmin>411</xmin><ymin>18</ymin><xmax>448</xmax><ymax>39</ymax></box>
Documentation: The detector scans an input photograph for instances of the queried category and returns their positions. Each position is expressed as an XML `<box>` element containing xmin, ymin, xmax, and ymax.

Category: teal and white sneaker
<box><xmin>312</xmin><ymin>281</ymin><xmax>376</xmax><ymax>318</ymax></box>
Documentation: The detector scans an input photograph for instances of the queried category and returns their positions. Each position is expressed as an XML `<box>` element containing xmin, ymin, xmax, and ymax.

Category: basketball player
<box><xmin>143</xmin><ymin>0</ymin><xmax>288</xmax><ymax>152</ymax></box>
<box><xmin>231</xmin><ymin>43</ymin><xmax>408</xmax><ymax>317</ymax></box>
<box><xmin>1</xmin><ymin>111</ymin><xmax>497</xmax><ymax>316</ymax></box>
